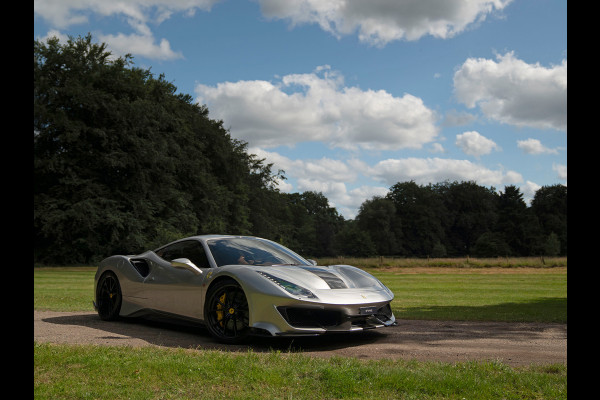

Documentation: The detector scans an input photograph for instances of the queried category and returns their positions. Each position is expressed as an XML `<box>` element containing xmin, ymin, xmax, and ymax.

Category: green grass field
<box><xmin>34</xmin><ymin>261</ymin><xmax>567</xmax><ymax>399</ymax></box>
<box><xmin>34</xmin><ymin>262</ymin><xmax>567</xmax><ymax>323</ymax></box>
<box><xmin>372</xmin><ymin>269</ymin><xmax>566</xmax><ymax>323</ymax></box>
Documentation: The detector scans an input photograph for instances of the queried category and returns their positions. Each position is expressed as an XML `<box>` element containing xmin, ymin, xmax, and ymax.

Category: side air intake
<box><xmin>130</xmin><ymin>259</ymin><xmax>150</xmax><ymax>278</ymax></box>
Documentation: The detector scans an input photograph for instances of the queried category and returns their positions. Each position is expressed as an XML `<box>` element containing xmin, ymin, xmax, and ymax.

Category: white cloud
<box><xmin>250</xmin><ymin>148</ymin><xmax>387</xmax><ymax>218</ymax></box>
<box><xmin>335</xmin><ymin>186</ymin><xmax>390</xmax><ymax>219</ymax></box>
<box><xmin>520</xmin><ymin>180</ymin><xmax>541</xmax><ymax>205</ymax></box>
<box><xmin>454</xmin><ymin>52</ymin><xmax>567</xmax><ymax>131</ymax></box>
<box><xmin>34</xmin><ymin>0</ymin><xmax>92</xmax><ymax>28</ymax></box>
<box><xmin>34</xmin><ymin>0</ymin><xmax>220</xmax><ymax>28</ymax></box>
<box><xmin>36</xmin><ymin>29</ymin><xmax>70</xmax><ymax>44</ymax></box>
<box><xmin>295</xmin><ymin>180</ymin><xmax>389</xmax><ymax>219</ymax></box>
<box><xmin>367</xmin><ymin>157</ymin><xmax>522</xmax><ymax>187</ymax></box>
<box><xmin>552</xmin><ymin>163</ymin><xmax>567</xmax><ymax>181</ymax></box>
<box><xmin>455</xmin><ymin>130</ymin><xmax>499</xmax><ymax>157</ymax></box>
<box><xmin>273</xmin><ymin>176</ymin><xmax>293</xmax><ymax>193</ymax></box>
<box><xmin>256</xmin><ymin>147</ymin><xmax>527</xmax><ymax>217</ymax></box>
<box><xmin>250</xmin><ymin>148</ymin><xmax>358</xmax><ymax>183</ymax></box>
<box><xmin>442</xmin><ymin>109</ymin><xmax>477</xmax><ymax>127</ymax></box>
<box><xmin>257</xmin><ymin>0</ymin><xmax>513</xmax><ymax>46</ymax></box>
<box><xmin>34</xmin><ymin>0</ymin><xmax>219</xmax><ymax>60</ymax></box>
<box><xmin>196</xmin><ymin>66</ymin><xmax>438</xmax><ymax>150</ymax></box>
<box><xmin>98</xmin><ymin>33</ymin><xmax>183</xmax><ymax>60</ymax></box>
<box><xmin>429</xmin><ymin>143</ymin><xmax>446</xmax><ymax>153</ymax></box>
<box><xmin>516</xmin><ymin>138</ymin><xmax>559</xmax><ymax>155</ymax></box>
<box><xmin>37</xmin><ymin>29</ymin><xmax>184</xmax><ymax>61</ymax></box>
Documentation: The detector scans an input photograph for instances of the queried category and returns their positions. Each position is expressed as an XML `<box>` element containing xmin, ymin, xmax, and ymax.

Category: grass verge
<box><xmin>34</xmin><ymin>342</ymin><xmax>566</xmax><ymax>400</ymax></box>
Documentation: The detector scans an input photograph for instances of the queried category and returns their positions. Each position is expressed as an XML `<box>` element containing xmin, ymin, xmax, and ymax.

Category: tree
<box><xmin>431</xmin><ymin>241</ymin><xmax>447</xmax><ymax>258</ymax></box>
<box><xmin>495</xmin><ymin>185</ymin><xmax>528</xmax><ymax>255</ymax></box>
<box><xmin>386</xmin><ymin>181</ymin><xmax>445</xmax><ymax>256</ymax></box>
<box><xmin>34</xmin><ymin>34</ymin><xmax>275</xmax><ymax>263</ymax></box>
<box><xmin>356</xmin><ymin>196</ymin><xmax>401</xmax><ymax>255</ymax></box>
<box><xmin>34</xmin><ymin>35</ymin><xmax>177</xmax><ymax>262</ymax></box>
<box><xmin>333</xmin><ymin>221</ymin><xmax>376</xmax><ymax>257</ymax></box>
<box><xmin>435</xmin><ymin>181</ymin><xmax>497</xmax><ymax>256</ymax></box>
<box><xmin>472</xmin><ymin>232</ymin><xmax>511</xmax><ymax>257</ymax></box>
<box><xmin>288</xmin><ymin>191</ymin><xmax>344</xmax><ymax>257</ymax></box>
<box><xmin>531</xmin><ymin>185</ymin><xmax>567</xmax><ymax>255</ymax></box>
<box><xmin>543</xmin><ymin>232</ymin><xmax>561</xmax><ymax>256</ymax></box>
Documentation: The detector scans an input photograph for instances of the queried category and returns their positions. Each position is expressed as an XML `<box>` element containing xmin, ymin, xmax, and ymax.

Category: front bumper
<box><xmin>276</xmin><ymin>303</ymin><xmax>396</xmax><ymax>333</ymax></box>
<box><xmin>247</xmin><ymin>288</ymin><xmax>396</xmax><ymax>336</ymax></box>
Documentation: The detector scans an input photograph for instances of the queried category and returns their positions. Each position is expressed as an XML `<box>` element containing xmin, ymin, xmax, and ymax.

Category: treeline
<box><xmin>34</xmin><ymin>35</ymin><xmax>566</xmax><ymax>264</ymax></box>
<box><xmin>346</xmin><ymin>181</ymin><xmax>566</xmax><ymax>258</ymax></box>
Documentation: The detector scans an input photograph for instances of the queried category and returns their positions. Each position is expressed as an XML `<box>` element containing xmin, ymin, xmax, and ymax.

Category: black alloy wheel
<box><xmin>97</xmin><ymin>271</ymin><xmax>122</xmax><ymax>321</ymax></box>
<box><xmin>204</xmin><ymin>279</ymin><xmax>250</xmax><ymax>343</ymax></box>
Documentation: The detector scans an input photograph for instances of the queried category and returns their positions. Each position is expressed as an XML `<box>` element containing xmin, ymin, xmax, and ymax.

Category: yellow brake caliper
<box><xmin>216</xmin><ymin>293</ymin><xmax>226</xmax><ymax>327</ymax></box>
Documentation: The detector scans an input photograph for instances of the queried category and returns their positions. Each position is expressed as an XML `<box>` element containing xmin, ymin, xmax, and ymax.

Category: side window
<box><xmin>156</xmin><ymin>242</ymin><xmax>182</xmax><ymax>261</ymax></box>
<box><xmin>180</xmin><ymin>241</ymin><xmax>210</xmax><ymax>269</ymax></box>
<box><xmin>157</xmin><ymin>240</ymin><xmax>210</xmax><ymax>269</ymax></box>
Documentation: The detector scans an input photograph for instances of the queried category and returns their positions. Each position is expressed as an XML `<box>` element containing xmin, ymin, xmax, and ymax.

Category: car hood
<box><xmin>253</xmin><ymin>264</ymin><xmax>387</xmax><ymax>291</ymax></box>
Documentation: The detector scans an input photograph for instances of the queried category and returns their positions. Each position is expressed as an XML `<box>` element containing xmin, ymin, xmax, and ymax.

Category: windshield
<box><xmin>207</xmin><ymin>237</ymin><xmax>309</xmax><ymax>267</ymax></box>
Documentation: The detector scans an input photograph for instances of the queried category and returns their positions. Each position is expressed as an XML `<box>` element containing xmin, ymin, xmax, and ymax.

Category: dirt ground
<box><xmin>34</xmin><ymin>311</ymin><xmax>566</xmax><ymax>367</ymax></box>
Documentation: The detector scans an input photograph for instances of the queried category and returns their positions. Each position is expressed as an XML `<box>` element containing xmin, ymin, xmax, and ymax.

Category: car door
<box><xmin>146</xmin><ymin>239</ymin><xmax>212</xmax><ymax>319</ymax></box>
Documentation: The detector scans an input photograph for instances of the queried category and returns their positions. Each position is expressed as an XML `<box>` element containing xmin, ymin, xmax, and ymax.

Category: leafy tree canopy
<box><xmin>34</xmin><ymin>34</ymin><xmax>274</xmax><ymax>263</ymax></box>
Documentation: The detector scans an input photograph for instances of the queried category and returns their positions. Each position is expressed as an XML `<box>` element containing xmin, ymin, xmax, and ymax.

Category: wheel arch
<box><xmin>95</xmin><ymin>269</ymin><xmax>123</xmax><ymax>321</ymax></box>
<box><xmin>203</xmin><ymin>274</ymin><xmax>252</xmax><ymax>343</ymax></box>
<box><xmin>94</xmin><ymin>268</ymin><xmax>118</xmax><ymax>303</ymax></box>
<box><xmin>203</xmin><ymin>269</ymin><xmax>268</xmax><ymax>324</ymax></box>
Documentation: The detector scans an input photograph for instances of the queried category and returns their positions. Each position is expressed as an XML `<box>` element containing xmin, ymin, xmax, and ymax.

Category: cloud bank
<box><xmin>454</xmin><ymin>52</ymin><xmax>567</xmax><ymax>131</ymax></box>
<box><xmin>35</xmin><ymin>0</ymin><xmax>516</xmax><ymax>60</ymax></box>
<box><xmin>34</xmin><ymin>0</ymin><xmax>219</xmax><ymax>60</ymax></box>
<box><xmin>252</xmin><ymin>148</ymin><xmax>524</xmax><ymax>218</ymax></box>
<box><xmin>196</xmin><ymin>66</ymin><xmax>438</xmax><ymax>150</ymax></box>
<box><xmin>258</xmin><ymin>0</ymin><xmax>513</xmax><ymax>46</ymax></box>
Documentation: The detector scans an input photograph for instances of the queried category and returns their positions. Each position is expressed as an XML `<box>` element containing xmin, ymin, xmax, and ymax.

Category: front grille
<box><xmin>376</xmin><ymin>303</ymin><xmax>393</xmax><ymax>319</ymax></box>
<box><xmin>277</xmin><ymin>307</ymin><xmax>342</xmax><ymax>328</ymax></box>
<box><xmin>277</xmin><ymin>304</ymin><xmax>393</xmax><ymax>329</ymax></box>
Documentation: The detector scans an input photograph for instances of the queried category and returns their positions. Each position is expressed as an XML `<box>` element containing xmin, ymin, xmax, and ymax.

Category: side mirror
<box><xmin>171</xmin><ymin>258</ymin><xmax>202</xmax><ymax>275</ymax></box>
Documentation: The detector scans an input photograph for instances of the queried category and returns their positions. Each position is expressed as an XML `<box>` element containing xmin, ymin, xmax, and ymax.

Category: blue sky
<box><xmin>34</xmin><ymin>0</ymin><xmax>567</xmax><ymax>219</ymax></box>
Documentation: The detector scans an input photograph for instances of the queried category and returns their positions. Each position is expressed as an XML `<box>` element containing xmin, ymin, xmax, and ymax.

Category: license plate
<box><xmin>359</xmin><ymin>306</ymin><xmax>377</xmax><ymax>315</ymax></box>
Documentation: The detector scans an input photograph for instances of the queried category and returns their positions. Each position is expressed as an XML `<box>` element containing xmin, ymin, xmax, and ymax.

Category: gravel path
<box><xmin>34</xmin><ymin>311</ymin><xmax>566</xmax><ymax>366</ymax></box>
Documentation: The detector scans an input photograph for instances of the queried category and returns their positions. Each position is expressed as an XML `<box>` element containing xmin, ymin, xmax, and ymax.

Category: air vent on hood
<box><xmin>298</xmin><ymin>267</ymin><xmax>347</xmax><ymax>289</ymax></box>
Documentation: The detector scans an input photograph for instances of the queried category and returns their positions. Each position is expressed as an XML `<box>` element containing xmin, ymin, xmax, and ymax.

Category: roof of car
<box><xmin>191</xmin><ymin>234</ymin><xmax>257</xmax><ymax>240</ymax></box>
<box><xmin>154</xmin><ymin>235</ymin><xmax>257</xmax><ymax>251</ymax></box>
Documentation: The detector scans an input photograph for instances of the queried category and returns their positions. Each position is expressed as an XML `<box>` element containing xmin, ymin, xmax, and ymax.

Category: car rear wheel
<box><xmin>204</xmin><ymin>279</ymin><xmax>250</xmax><ymax>343</ymax></box>
<box><xmin>96</xmin><ymin>271</ymin><xmax>122</xmax><ymax>321</ymax></box>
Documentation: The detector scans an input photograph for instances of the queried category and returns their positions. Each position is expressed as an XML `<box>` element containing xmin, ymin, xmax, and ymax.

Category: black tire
<box><xmin>204</xmin><ymin>279</ymin><xmax>250</xmax><ymax>343</ymax></box>
<box><xmin>96</xmin><ymin>271</ymin><xmax>122</xmax><ymax>321</ymax></box>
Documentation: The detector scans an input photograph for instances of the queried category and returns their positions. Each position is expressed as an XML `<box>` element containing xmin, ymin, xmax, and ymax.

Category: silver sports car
<box><xmin>94</xmin><ymin>235</ymin><xmax>396</xmax><ymax>343</ymax></box>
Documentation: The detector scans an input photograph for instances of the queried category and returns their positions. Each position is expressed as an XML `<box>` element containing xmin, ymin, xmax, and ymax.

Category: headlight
<box><xmin>256</xmin><ymin>271</ymin><xmax>317</xmax><ymax>299</ymax></box>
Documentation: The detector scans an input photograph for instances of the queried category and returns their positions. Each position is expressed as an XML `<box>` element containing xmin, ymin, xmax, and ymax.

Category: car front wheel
<box><xmin>204</xmin><ymin>279</ymin><xmax>250</xmax><ymax>343</ymax></box>
<box><xmin>96</xmin><ymin>271</ymin><xmax>122</xmax><ymax>321</ymax></box>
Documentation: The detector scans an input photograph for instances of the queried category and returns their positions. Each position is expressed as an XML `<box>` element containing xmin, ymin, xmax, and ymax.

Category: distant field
<box><xmin>372</xmin><ymin>268</ymin><xmax>565</xmax><ymax>323</ymax></box>
<box><xmin>314</xmin><ymin>256</ymin><xmax>567</xmax><ymax>269</ymax></box>
<box><xmin>34</xmin><ymin>267</ymin><xmax>96</xmax><ymax>312</ymax></box>
<box><xmin>34</xmin><ymin>260</ymin><xmax>566</xmax><ymax>323</ymax></box>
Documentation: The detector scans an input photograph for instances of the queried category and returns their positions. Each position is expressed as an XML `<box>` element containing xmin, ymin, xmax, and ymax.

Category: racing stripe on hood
<box><xmin>296</xmin><ymin>266</ymin><xmax>348</xmax><ymax>289</ymax></box>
